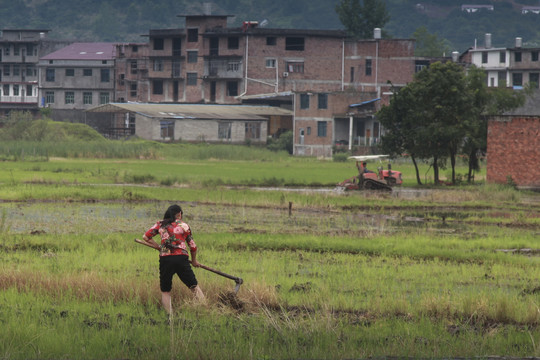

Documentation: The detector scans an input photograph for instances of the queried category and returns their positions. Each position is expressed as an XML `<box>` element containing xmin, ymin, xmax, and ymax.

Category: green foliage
<box><xmin>266</xmin><ymin>130</ymin><xmax>293</xmax><ymax>154</ymax></box>
<box><xmin>413</xmin><ymin>26</ymin><xmax>451</xmax><ymax>57</ymax></box>
<box><xmin>335</xmin><ymin>0</ymin><xmax>390</xmax><ymax>39</ymax></box>
<box><xmin>333</xmin><ymin>153</ymin><xmax>349</xmax><ymax>162</ymax></box>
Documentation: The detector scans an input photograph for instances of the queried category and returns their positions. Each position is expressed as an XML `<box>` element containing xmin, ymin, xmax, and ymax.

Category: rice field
<box><xmin>0</xmin><ymin>150</ymin><xmax>539</xmax><ymax>359</ymax></box>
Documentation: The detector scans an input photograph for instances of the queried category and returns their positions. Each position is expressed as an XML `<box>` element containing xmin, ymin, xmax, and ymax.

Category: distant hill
<box><xmin>1</xmin><ymin>0</ymin><xmax>540</xmax><ymax>53</ymax></box>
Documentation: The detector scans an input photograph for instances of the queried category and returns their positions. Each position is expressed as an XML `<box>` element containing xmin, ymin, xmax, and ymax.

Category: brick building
<box><xmin>487</xmin><ymin>91</ymin><xmax>540</xmax><ymax>189</ymax></box>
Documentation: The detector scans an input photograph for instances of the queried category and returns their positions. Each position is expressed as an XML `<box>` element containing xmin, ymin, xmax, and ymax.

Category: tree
<box><xmin>378</xmin><ymin>62</ymin><xmax>529</xmax><ymax>186</ymax></box>
<box><xmin>335</xmin><ymin>0</ymin><xmax>389</xmax><ymax>39</ymax></box>
<box><xmin>413</xmin><ymin>26</ymin><xmax>451</xmax><ymax>57</ymax></box>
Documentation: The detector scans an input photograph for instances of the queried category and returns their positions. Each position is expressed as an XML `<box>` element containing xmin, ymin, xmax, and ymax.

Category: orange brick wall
<box><xmin>487</xmin><ymin>116</ymin><xmax>540</xmax><ymax>188</ymax></box>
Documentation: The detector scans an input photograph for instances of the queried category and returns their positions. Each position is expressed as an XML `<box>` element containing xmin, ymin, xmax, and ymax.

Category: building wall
<box><xmin>487</xmin><ymin>116</ymin><xmax>540</xmax><ymax>188</ymax></box>
<box><xmin>115</xmin><ymin>43</ymin><xmax>149</xmax><ymax>103</ymax></box>
<box><xmin>134</xmin><ymin>114</ymin><xmax>267</xmax><ymax>144</ymax></box>
<box><xmin>39</xmin><ymin>59</ymin><xmax>115</xmax><ymax>111</ymax></box>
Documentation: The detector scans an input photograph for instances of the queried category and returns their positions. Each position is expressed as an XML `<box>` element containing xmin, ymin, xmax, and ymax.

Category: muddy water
<box><xmin>0</xmin><ymin>199</ymin><xmax>475</xmax><ymax>237</ymax></box>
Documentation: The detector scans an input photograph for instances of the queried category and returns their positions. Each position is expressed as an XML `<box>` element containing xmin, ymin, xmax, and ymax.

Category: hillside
<box><xmin>1</xmin><ymin>0</ymin><xmax>540</xmax><ymax>52</ymax></box>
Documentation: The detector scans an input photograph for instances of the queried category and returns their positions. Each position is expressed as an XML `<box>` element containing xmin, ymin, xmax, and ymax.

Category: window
<box><xmin>285</xmin><ymin>37</ymin><xmax>305</xmax><ymax>51</ymax></box>
<box><xmin>130</xmin><ymin>61</ymin><xmax>137</xmax><ymax>74</ymax></box>
<box><xmin>227</xmin><ymin>61</ymin><xmax>240</xmax><ymax>72</ymax></box>
<box><xmin>317</xmin><ymin>121</ymin><xmax>327</xmax><ymax>137</ymax></box>
<box><xmin>132</xmin><ymin>45</ymin><xmax>138</xmax><ymax>52</ymax></box>
<box><xmin>3</xmin><ymin>84</ymin><xmax>9</xmax><ymax>96</ymax></box>
<box><xmin>65</xmin><ymin>68</ymin><xmax>75</xmax><ymax>76</ymax></box>
<box><xmin>99</xmin><ymin>92</ymin><xmax>109</xmax><ymax>104</ymax></box>
<box><xmin>532</xmin><ymin>51</ymin><xmax>539</xmax><ymax>62</ymax></box>
<box><xmin>307</xmin><ymin>127</ymin><xmax>311</xmax><ymax>135</ymax></box>
<box><xmin>266</xmin><ymin>58</ymin><xmax>276</xmax><ymax>68</ymax></box>
<box><xmin>513</xmin><ymin>73</ymin><xmax>523</xmax><ymax>87</ymax></box>
<box><xmin>187</xmin><ymin>28</ymin><xmax>198</xmax><ymax>42</ymax></box>
<box><xmin>245</xmin><ymin>122</ymin><xmax>261</xmax><ymax>140</ymax></box>
<box><xmin>365</xmin><ymin>59</ymin><xmax>372</xmax><ymax>76</ymax></box>
<box><xmin>187</xmin><ymin>72</ymin><xmax>197</xmax><ymax>86</ymax></box>
<box><xmin>350</xmin><ymin>67</ymin><xmax>355</xmax><ymax>82</ymax></box>
<box><xmin>26</xmin><ymin>85</ymin><xmax>33</xmax><ymax>96</ymax></box>
<box><xmin>153</xmin><ymin>38</ymin><xmax>164</xmax><ymax>50</ymax></box>
<box><xmin>100</xmin><ymin>69</ymin><xmax>110</xmax><ymax>82</ymax></box>
<box><xmin>46</xmin><ymin>68</ymin><xmax>55</xmax><ymax>81</ymax></box>
<box><xmin>318</xmin><ymin>93</ymin><xmax>328</xmax><ymax>109</ymax></box>
<box><xmin>415</xmin><ymin>60</ymin><xmax>429</xmax><ymax>73</ymax></box>
<box><xmin>286</xmin><ymin>61</ymin><xmax>304</xmax><ymax>73</ymax></box>
<box><xmin>14</xmin><ymin>45</ymin><xmax>19</xmax><ymax>56</ymax></box>
<box><xmin>130</xmin><ymin>83</ymin><xmax>137</xmax><ymax>97</ymax></box>
<box><xmin>173</xmin><ymin>38</ymin><xmax>182</xmax><ymax>56</ymax></box>
<box><xmin>83</xmin><ymin>68</ymin><xmax>92</xmax><ymax>76</ymax></box>
<box><xmin>13</xmin><ymin>65</ymin><xmax>19</xmax><ymax>76</ymax></box>
<box><xmin>119</xmin><ymin>73</ymin><xmax>125</xmax><ymax>86</ymax></box>
<box><xmin>228</xmin><ymin>37</ymin><xmax>239</xmax><ymax>49</ymax></box>
<box><xmin>187</xmin><ymin>51</ymin><xmax>198</xmax><ymax>63</ymax></box>
<box><xmin>482</xmin><ymin>52</ymin><xmax>488</xmax><ymax>64</ymax></box>
<box><xmin>300</xmin><ymin>93</ymin><xmax>309</xmax><ymax>109</ymax></box>
<box><xmin>500</xmin><ymin>51</ymin><xmax>506</xmax><ymax>63</ymax></box>
<box><xmin>153</xmin><ymin>80</ymin><xmax>163</xmax><ymax>95</ymax></box>
<box><xmin>65</xmin><ymin>91</ymin><xmax>74</xmax><ymax>104</ymax></box>
<box><xmin>515</xmin><ymin>52</ymin><xmax>522</xmax><ymax>62</ymax></box>
<box><xmin>153</xmin><ymin>59</ymin><xmax>163</xmax><ymax>71</ymax></box>
<box><xmin>498</xmin><ymin>71</ymin><xmax>506</xmax><ymax>87</ymax></box>
<box><xmin>266</xmin><ymin>37</ymin><xmax>276</xmax><ymax>46</ymax></box>
<box><xmin>218</xmin><ymin>122</ymin><xmax>232</xmax><ymax>140</ymax></box>
<box><xmin>530</xmin><ymin>73</ymin><xmax>539</xmax><ymax>88</ymax></box>
<box><xmin>45</xmin><ymin>91</ymin><xmax>54</xmax><ymax>104</ymax></box>
<box><xmin>83</xmin><ymin>92</ymin><xmax>93</xmax><ymax>105</ymax></box>
<box><xmin>3</xmin><ymin>65</ymin><xmax>10</xmax><ymax>76</ymax></box>
<box><xmin>13</xmin><ymin>85</ymin><xmax>19</xmax><ymax>96</ymax></box>
<box><xmin>5</xmin><ymin>46</ymin><xmax>9</xmax><ymax>56</ymax></box>
<box><xmin>227</xmin><ymin>81</ymin><xmax>238</xmax><ymax>96</ymax></box>
<box><xmin>160</xmin><ymin>121</ymin><xmax>174</xmax><ymax>139</ymax></box>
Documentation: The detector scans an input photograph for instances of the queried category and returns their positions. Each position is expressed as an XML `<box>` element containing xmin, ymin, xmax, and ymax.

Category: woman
<box><xmin>141</xmin><ymin>204</ymin><xmax>204</xmax><ymax>314</ymax></box>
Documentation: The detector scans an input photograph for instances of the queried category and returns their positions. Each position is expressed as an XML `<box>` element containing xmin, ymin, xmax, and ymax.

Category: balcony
<box><xmin>203</xmin><ymin>59</ymin><xmax>243</xmax><ymax>79</ymax></box>
<box><xmin>0</xmin><ymin>95</ymin><xmax>38</xmax><ymax>104</ymax></box>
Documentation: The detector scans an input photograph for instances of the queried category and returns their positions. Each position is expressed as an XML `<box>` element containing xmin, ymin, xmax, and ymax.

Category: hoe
<box><xmin>134</xmin><ymin>238</ymin><xmax>243</xmax><ymax>294</ymax></box>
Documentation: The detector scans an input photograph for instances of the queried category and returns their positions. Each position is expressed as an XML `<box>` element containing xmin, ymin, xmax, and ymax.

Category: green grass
<box><xmin>0</xmin><ymin>143</ymin><xmax>538</xmax><ymax>359</ymax></box>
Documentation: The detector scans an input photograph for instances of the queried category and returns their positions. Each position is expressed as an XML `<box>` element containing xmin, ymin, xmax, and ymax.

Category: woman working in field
<box><xmin>141</xmin><ymin>204</ymin><xmax>204</xmax><ymax>315</ymax></box>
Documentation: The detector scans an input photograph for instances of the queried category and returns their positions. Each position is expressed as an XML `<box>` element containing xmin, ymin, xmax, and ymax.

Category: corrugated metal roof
<box><xmin>86</xmin><ymin>103</ymin><xmax>292</xmax><ymax>120</ymax></box>
<box><xmin>41</xmin><ymin>42</ymin><xmax>116</xmax><ymax>60</ymax></box>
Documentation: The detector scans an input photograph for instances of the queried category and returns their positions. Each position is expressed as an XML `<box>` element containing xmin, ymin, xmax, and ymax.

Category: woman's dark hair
<box><xmin>161</xmin><ymin>205</ymin><xmax>182</xmax><ymax>227</ymax></box>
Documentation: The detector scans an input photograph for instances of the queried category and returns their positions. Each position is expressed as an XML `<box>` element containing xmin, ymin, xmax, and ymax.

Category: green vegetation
<box><xmin>0</xmin><ymin>140</ymin><xmax>538</xmax><ymax>358</ymax></box>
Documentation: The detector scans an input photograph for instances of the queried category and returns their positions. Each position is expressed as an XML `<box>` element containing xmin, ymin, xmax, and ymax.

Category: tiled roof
<box><xmin>40</xmin><ymin>42</ymin><xmax>116</xmax><ymax>60</ymax></box>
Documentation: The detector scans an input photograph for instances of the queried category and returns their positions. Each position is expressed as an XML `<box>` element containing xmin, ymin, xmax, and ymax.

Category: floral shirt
<box><xmin>144</xmin><ymin>220</ymin><xmax>197</xmax><ymax>257</ymax></box>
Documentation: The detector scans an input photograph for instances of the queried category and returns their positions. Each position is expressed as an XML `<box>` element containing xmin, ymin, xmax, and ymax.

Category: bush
<box><xmin>267</xmin><ymin>131</ymin><xmax>293</xmax><ymax>154</ymax></box>
<box><xmin>333</xmin><ymin>153</ymin><xmax>348</xmax><ymax>162</ymax></box>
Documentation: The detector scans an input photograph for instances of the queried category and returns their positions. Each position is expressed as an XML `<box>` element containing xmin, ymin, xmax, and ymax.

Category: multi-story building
<box><xmin>115</xmin><ymin>42</ymin><xmax>149</xmax><ymax>104</ymax></box>
<box><xmin>467</xmin><ymin>33</ymin><xmax>540</xmax><ymax>89</ymax></box>
<box><xmin>38</xmin><ymin>42</ymin><xmax>117</xmax><ymax>128</ymax></box>
<box><xmin>114</xmin><ymin>13</ymin><xmax>418</xmax><ymax>156</ymax></box>
<box><xmin>0</xmin><ymin>29</ymin><xmax>70</xmax><ymax>117</ymax></box>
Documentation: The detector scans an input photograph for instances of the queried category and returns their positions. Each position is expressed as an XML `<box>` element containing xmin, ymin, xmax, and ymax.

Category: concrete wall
<box><xmin>135</xmin><ymin>114</ymin><xmax>267</xmax><ymax>144</ymax></box>
<box><xmin>487</xmin><ymin>116</ymin><xmax>540</xmax><ymax>189</ymax></box>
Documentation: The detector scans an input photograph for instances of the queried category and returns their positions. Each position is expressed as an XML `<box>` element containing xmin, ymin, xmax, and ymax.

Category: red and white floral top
<box><xmin>144</xmin><ymin>220</ymin><xmax>197</xmax><ymax>257</ymax></box>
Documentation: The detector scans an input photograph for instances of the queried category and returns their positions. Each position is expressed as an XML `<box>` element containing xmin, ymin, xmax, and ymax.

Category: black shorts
<box><xmin>159</xmin><ymin>255</ymin><xmax>198</xmax><ymax>292</ymax></box>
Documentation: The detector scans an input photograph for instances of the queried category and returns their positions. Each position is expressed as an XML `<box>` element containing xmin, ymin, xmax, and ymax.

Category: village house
<box><xmin>466</xmin><ymin>33</ymin><xmax>540</xmax><ymax>89</ymax></box>
<box><xmin>37</xmin><ymin>42</ymin><xmax>117</xmax><ymax>130</ymax></box>
<box><xmin>0</xmin><ymin>29</ymin><xmax>70</xmax><ymax>118</ymax></box>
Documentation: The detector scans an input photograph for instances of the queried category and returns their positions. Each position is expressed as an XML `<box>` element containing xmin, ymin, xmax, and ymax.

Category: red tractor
<box><xmin>337</xmin><ymin>155</ymin><xmax>402</xmax><ymax>191</ymax></box>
